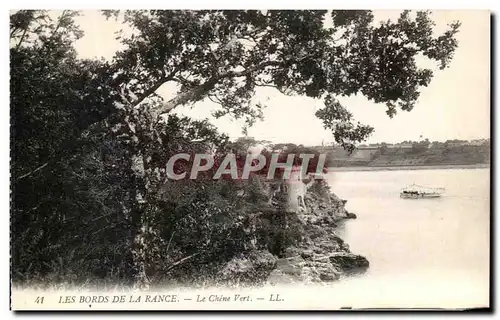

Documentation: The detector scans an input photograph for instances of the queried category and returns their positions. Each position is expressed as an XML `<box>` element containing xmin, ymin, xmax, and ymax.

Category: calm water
<box><xmin>325</xmin><ymin>168</ymin><xmax>490</xmax><ymax>308</ymax></box>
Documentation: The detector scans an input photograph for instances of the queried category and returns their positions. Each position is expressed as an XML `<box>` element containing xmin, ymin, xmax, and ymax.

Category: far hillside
<box><xmin>321</xmin><ymin>139</ymin><xmax>491</xmax><ymax>167</ymax></box>
<box><xmin>234</xmin><ymin>137</ymin><xmax>490</xmax><ymax>169</ymax></box>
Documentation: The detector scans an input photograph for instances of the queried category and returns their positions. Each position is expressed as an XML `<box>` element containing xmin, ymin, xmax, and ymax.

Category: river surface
<box><xmin>325</xmin><ymin>167</ymin><xmax>490</xmax><ymax>309</ymax></box>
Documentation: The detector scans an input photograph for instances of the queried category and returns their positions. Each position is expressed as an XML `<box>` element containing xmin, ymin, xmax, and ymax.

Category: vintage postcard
<box><xmin>10</xmin><ymin>9</ymin><xmax>490</xmax><ymax>310</ymax></box>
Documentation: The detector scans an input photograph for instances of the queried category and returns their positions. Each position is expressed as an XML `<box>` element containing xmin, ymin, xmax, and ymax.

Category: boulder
<box><xmin>345</xmin><ymin>212</ymin><xmax>357</xmax><ymax>219</ymax></box>
<box><xmin>275</xmin><ymin>256</ymin><xmax>305</xmax><ymax>276</ymax></box>
<box><xmin>299</xmin><ymin>249</ymin><xmax>314</xmax><ymax>259</ymax></box>
<box><xmin>249</xmin><ymin>250</ymin><xmax>278</xmax><ymax>270</ymax></box>
<box><xmin>217</xmin><ymin>250</ymin><xmax>277</xmax><ymax>285</ymax></box>
<box><xmin>328</xmin><ymin>253</ymin><xmax>369</xmax><ymax>274</ymax></box>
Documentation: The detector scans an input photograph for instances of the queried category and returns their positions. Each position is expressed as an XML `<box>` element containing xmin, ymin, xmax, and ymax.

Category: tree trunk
<box><xmin>154</xmin><ymin>79</ymin><xmax>218</xmax><ymax>118</ymax></box>
<box><xmin>130</xmin><ymin>153</ymin><xmax>149</xmax><ymax>289</ymax></box>
<box><xmin>124</xmin><ymin>77</ymin><xmax>218</xmax><ymax>288</ymax></box>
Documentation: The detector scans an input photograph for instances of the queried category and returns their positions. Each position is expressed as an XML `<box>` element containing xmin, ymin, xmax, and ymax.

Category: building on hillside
<box><xmin>396</xmin><ymin>143</ymin><xmax>413</xmax><ymax>150</ymax></box>
<box><xmin>353</xmin><ymin>146</ymin><xmax>379</xmax><ymax>159</ymax></box>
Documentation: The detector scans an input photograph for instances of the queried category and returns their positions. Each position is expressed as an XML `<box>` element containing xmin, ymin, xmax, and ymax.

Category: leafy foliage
<box><xmin>108</xmin><ymin>10</ymin><xmax>460</xmax><ymax>144</ymax></box>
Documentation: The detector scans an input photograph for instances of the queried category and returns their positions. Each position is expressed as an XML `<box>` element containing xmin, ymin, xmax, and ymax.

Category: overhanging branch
<box><xmin>153</xmin><ymin>60</ymin><xmax>282</xmax><ymax>118</ymax></box>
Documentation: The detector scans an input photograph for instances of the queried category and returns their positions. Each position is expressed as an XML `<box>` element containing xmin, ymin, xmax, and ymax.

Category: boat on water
<box><xmin>400</xmin><ymin>184</ymin><xmax>445</xmax><ymax>199</ymax></box>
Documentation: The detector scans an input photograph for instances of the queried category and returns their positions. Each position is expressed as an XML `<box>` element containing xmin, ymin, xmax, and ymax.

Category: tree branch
<box><xmin>130</xmin><ymin>76</ymin><xmax>169</xmax><ymax>108</ymax></box>
<box><xmin>165</xmin><ymin>232</ymin><xmax>175</xmax><ymax>254</ymax></box>
<box><xmin>13</xmin><ymin>11</ymin><xmax>39</xmax><ymax>50</ymax></box>
<box><xmin>155</xmin><ymin>77</ymin><xmax>219</xmax><ymax>116</ymax></box>
<box><xmin>165</xmin><ymin>252</ymin><xmax>200</xmax><ymax>273</ymax></box>
<box><xmin>256</xmin><ymin>83</ymin><xmax>289</xmax><ymax>96</ymax></box>
<box><xmin>51</xmin><ymin>10</ymin><xmax>67</xmax><ymax>40</ymax></box>
<box><xmin>154</xmin><ymin>60</ymin><xmax>282</xmax><ymax>117</ymax></box>
<box><xmin>14</xmin><ymin>27</ymin><xmax>29</xmax><ymax>50</ymax></box>
<box><xmin>207</xmin><ymin>94</ymin><xmax>222</xmax><ymax>105</ymax></box>
<box><xmin>222</xmin><ymin>60</ymin><xmax>281</xmax><ymax>79</ymax></box>
<box><xmin>16</xmin><ymin>162</ymin><xmax>49</xmax><ymax>181</ymax></box>
<box><xmin>10</xmin><ymin>25</ymin><xmax>21</xmax><ymax>38</ymax></box>
<box><xmin>126</xmin><ymin>65</ymin><xmax>182</xmax><ymax>109</ymax></box>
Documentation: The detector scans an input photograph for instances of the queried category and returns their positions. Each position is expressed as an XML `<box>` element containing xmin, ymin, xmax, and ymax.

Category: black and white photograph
<box><xmin>9</xmin><ymin>9</ymin><xmax>491</xmax><ymax>310</ymax></box>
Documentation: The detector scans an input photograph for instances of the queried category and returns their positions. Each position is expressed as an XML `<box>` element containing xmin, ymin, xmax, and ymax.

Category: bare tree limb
<box><xmin>165</xmin><ymin>232</ymin><xmax>175</xmax><ymax>254</ymax></box>
<box><xmin>165</xmin><ymin>252</ymin><xmax>200</xmax><ymax>273</ymax></box>
<box><xmin>14</xmin><ymin>27</ymin><xmax>29</xmax><ymax>50</ymax></box>
<box><xmin>16</xmin><ymin>162</ymin><xmax>48</xmax><ymax>181</ymax></box>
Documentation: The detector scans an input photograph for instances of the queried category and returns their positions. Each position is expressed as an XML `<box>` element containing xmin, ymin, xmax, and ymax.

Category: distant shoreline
<box><xmin>327</xmin><ymin>163</ymin><xmax>490</xmax><ymax>172</ymax></box>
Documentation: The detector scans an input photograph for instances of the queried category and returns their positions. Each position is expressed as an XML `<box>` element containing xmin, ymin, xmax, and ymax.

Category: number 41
<box><xmin>35</xmin><ymin>296</ymin><xmax>44</xmax><ymax>304</ymax></box>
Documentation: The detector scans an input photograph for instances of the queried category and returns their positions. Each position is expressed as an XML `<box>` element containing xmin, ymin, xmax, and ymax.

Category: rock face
<box><xmin>303</xmin><ymin>181</ymin><xmax>357</xmax><ymax>219</ymax></box>
<box><xmin>268</xmin><ymin>228</ymin><xmax>368</xmax><ymax>284</ymax></box>
<box><xmin>265</xmin><ymin>181</ymin><xmax>369</xmax><ymax>284</ymax></box>
<box><xmin>217</xmin><ymin>180</ymin><xmax>368</xmax><ymax>286</ymax></box>
<box><xmin>216</xmin><ymin>250</ymin><xmax>277</xmax><ymax>286</ymax></box>
<box><xmin>328</xmin><ymin>252</ymin><xmax>369</xmax><ymax>275</ymax></box>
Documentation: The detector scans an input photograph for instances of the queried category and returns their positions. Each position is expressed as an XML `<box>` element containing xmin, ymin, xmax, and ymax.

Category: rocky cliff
<box><xmin>216</xmin><ymin>180</ymin><xmax>369</xmax><ymax>286</ymax></box>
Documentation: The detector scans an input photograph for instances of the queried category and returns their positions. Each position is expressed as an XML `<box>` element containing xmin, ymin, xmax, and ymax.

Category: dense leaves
<box><xmin>108</xmin><ymin>10</ymin><xmax>459</xmax><ymax>142</ymax></box>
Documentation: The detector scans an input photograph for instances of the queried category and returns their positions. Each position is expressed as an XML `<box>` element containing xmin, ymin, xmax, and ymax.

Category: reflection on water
<box><xmin>325</xmin><ymin>168</ymin><xmax>490</xmax><ymax>308</ymax></box>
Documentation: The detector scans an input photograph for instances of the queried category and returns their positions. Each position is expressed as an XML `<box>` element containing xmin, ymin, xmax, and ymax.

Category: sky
<box><xmin>72</xmin><ymin>10</ymin><xmax>490</xmax><ymax>146</ymax></box>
